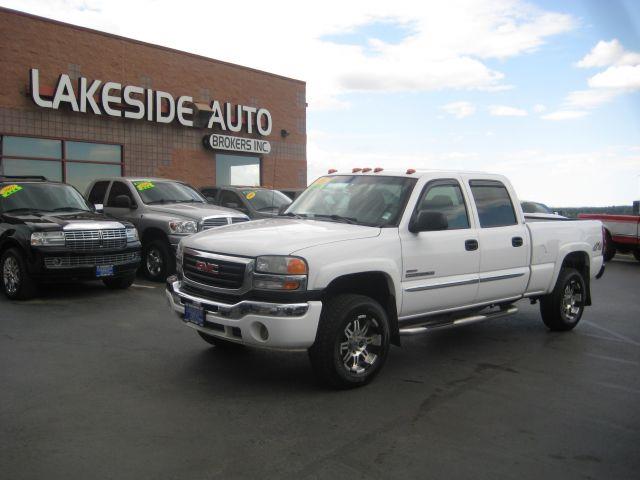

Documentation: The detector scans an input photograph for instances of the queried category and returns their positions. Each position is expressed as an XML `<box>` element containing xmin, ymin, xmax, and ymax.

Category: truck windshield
<box><xmin>286</xmin><ymin>175</ymin><xmax>417</xmax><ymax>227</ymax></box>
<box><xmin>134</xmin><ymin>181</ymin><xmax>206</xmax><ymax>205</ymax></box>
<box><xmin>241</xmin><ymin>189</ymin><xmax>291</xmax><ymax>212</ymax></box>
<box><xmin>0</xmin><ymin>182</ymin><xmax>90</xmax><ymax>213</ymax></box>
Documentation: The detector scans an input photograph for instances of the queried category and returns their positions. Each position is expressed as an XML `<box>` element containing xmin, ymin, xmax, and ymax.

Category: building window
<box><xmin>0</xmin><ymin>135</ymin><xmax>123</xmax><ymax>194</ymax></box>
<box><xmin>215</xmin><ymin>154</ymin><xmax>261</xmax><ymax>186</ymax></box>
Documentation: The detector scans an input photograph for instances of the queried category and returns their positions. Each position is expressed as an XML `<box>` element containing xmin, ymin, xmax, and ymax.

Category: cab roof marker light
<box><xmin>327</xmin><ymin>169</ymin><xmax>337</xmax><ymax>174</ymax></box>
<box><xmin>374</xmin><ymin>167</ymin><xmax>384</xmax><ymax>173</ymax></box>
<box><xmin>362</xmin><ymin>167</ymin><xmax>372</xmax><ymax>173</ymax></box>
<box><xmin>406</xmin><ymin>168</ymin><xmax>416</xmax><ymax>174</ymax></box>
<box><xmin>352</xmin><ymin>168</ymin><xmax>362</xmax><ymax>173</ymax></box>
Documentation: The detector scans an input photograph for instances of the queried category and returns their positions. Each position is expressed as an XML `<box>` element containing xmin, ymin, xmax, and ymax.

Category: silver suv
<box><xmin>86</xmin><ymin>177</ymin><xmax>249</xmax><ymax>281</ymax></box>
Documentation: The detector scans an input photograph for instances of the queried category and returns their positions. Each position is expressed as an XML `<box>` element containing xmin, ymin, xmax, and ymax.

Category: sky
<box><xmin>2</xmin><ymin>0</ymin><xmax>639</xmax><ymax>206</ymax></box>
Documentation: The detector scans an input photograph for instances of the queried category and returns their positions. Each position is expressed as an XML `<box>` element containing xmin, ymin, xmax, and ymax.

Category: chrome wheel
<box><xmin>561</xmin><ymin>278</ymin><xmax>583</xmax><ymax>322</ymax></box>
<box><xmin>3</xmin><ymin>255</ymin><xmax>20</xmax><ymax>296</ymax></box>
<box><xmin>146</xmin><ymin>247</ymin><xmax>163</xmax><ymax>277</ymax></box>
<box><xmin>339</xmin><ymin>314</ymin><xmax>383</xmax><ymax>375</ymax></box>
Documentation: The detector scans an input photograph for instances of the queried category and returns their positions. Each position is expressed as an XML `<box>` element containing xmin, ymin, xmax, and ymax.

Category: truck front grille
<box><xmin>44</xmin><ymin>251</ymin><xmax>140</xmax><ymax>269</ymax></box>
<box><xmin>201</xmin><ymin>217</ymin><xmax>229</xmax><ymax>230</ymax></box>
<box><xmin>64</xmin><ymin>229</ymin><xmax>127</xmax><ymax>250</ymax></box>
<box><xmin>183</xmin><ymin>252</ymin><xmax>246</xmax><ymax>289</ymax></box>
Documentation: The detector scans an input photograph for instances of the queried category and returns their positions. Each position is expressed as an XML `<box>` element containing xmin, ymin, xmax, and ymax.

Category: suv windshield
<box><xmin>241</xmin><ymin>189</ymin><xmax>291</xmax><ymax>211</ymax></box>
<box><xmin>287</xmin><ymin>175</ymin><xmax>417</xmax><ymax>227</ymax></box>
<box><xmin>134</xmin><ymin>181</ymin><xmax>205</xmax><ymax>204</ymax></box>
<box><xmin>0</xmin><ymin>182</ymin><xmax>90</xmax><ymax>213</ymax></box>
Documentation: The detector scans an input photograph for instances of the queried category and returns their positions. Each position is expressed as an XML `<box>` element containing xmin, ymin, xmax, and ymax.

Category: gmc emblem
<box><xmin>195</xmin><ymin>260</ymin><xmax>219</xmax><ymax>274</ymax></box>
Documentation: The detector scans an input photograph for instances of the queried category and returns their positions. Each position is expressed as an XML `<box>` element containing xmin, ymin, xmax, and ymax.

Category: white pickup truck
<box><xmin>166</xmin><ymin>169</ymin><xmax>605</xmax><ymax>388</ymax></box>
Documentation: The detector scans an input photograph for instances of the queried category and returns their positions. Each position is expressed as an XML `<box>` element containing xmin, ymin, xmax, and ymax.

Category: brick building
<box><xmin>0</xmin><ymin>7</ymin><xmax>307</xmax><ymax>194</ymax></box>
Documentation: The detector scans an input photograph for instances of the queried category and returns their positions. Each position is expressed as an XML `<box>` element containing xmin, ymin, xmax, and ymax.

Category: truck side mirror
<box><xmin>94</xmin><ymin>203</ymin><xmax>104</xmax><ymax>213</ymax></box>
<box><xmin>409</xmin><ymin>211</ymin><xmax>448</xmax><ymax>233</ymax></box>
<box><xmin>113</xmin><ymin>195</ymin><xmax>133</xmax><ymax>209</ymax></box>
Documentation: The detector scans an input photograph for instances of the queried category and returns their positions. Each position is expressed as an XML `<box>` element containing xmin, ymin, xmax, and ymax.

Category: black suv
<box><xmin>200</xmin><ymin>186</ymin><xmax>292</xmax><ymax>219</ymax></box>
<box><xmin>0</xmin><ymin>176</ymin><xmax>141</xmax><ymax>299</ymax></box>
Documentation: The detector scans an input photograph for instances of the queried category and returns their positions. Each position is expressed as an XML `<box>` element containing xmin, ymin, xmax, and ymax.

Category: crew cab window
<box><xmin>469</xmin><ymin>180</ymin><xmax>517</xmax><ymax>227</ymax></box>
<box><xmin>107</xmin><ymin>181</ymin><xmax>135</xmax><ymax>207</ymax></box>
<box><xmin>417</xmin><ymin>181</ymin><xmax>470</xmax><ymax>229</ymax></box>
<box><xmin>220</xmin><ymin>190</ymin><xmax>243</xmax><ymax>208</ymax></box>
<box><xmin>88</xmin><ymin>181</ymin><xmax>109</xmax><ymax>205</ymax></box>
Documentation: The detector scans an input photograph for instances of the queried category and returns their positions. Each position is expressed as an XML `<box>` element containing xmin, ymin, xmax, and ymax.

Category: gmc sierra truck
<box><xmin>166</xmin><ymin>169</ymin><xmax>605</xmax><ymax>388</ymax></box>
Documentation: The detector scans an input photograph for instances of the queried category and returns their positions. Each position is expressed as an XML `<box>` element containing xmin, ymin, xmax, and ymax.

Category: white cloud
<box><xmin>564</xmin><ymin>89</ymin><xmax>620</xmax><ymax>108</ymax></box>
<box><xmin>533</xmin><ymin>104</ymin><xmax>546</xmax><ymax>113</ymax></box>
<box><xmin>0</xmin><ymin>0</ymin><xmax>576</xmax><ymax>110</ymax></box>
<box><xmin>488</xmin><ymin>105</ymin><xmax>527</xmax><ymax>116</ymax></box>
<box><xmin>576</xmin><ymin>39</ymin><xmax>640</xmax><ymax>68</ymax></box>
<box><xmin>441</xmin><ymin>101</ymin><xmax>476</xmax><ymax>118</ymax></box>
<box><xmin>541</xmin><ymin>110</ymin><xmax>589</xmax><ymax>121</ymax></box>
<box><xmin>588</xmin><ymin>64</ymin><xmax>640</xmax><ymax>90</ymax></box>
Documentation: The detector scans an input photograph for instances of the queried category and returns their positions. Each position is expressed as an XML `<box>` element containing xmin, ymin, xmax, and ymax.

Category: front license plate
<box><xmin>184</xmin><ymin>303</ymin><xmax>205</xmax><ymax>327</ymax></box>
<box><xmin>96</xmin><ymin>265</ymin><xmax>114</xmax><ymax>277</ymax></box>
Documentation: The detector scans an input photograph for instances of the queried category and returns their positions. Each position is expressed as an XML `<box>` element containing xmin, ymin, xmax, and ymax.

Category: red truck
<box><xmin>579</xmin><ymin>204</ymin><xmax>640</xmax><ymax>262</ymax></box>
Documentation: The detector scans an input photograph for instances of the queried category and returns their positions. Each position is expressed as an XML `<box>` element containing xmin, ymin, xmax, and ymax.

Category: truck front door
<box><xmin>399</xmin><ymin>178</ymin><xmax>480</xmax><ymax>318</ymax></box>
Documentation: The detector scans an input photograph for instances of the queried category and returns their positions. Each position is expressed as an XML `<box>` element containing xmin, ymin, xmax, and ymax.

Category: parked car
<box><xmin>578</xmin><ymin>210</ymin><xmax>640</xmax><ymax>262</ymax></box>
<box><xmin>85</xmin><ymin>177</ymin><xmax>249</xmax><ymax>282</ymax></box>
<box><xmin>0</xmin><ymin>175</ymin><xmax>141</xmax><ymax>299</ymax></box>
<box><xmin>521</xmin><ymin>201</ymin><xmax>566</xmax><ymax>221</ymax></box>
<box><xmin>166</xmin><ymin>169</ymin><xmax>605</xmax><ymax>388</ymax></box>
<box><xmin>200</xmin><ymin>186</ymin><xmax>292</xmax><ymax>219</ymax></box>
<box><xmin>279</xmin><ymin>188</ymin><xmax>305</xmax><ymax>201</ymax></box>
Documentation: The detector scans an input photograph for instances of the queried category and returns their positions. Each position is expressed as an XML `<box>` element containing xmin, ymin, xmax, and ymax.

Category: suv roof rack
<box><xmin>0</xmin><ymin>175</ymin><xmax>48</xmax><ymax>182</ymax></box>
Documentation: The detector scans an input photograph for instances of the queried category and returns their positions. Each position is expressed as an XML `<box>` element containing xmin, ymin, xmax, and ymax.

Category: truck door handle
<box><xmin>512</xmin><ymin>236</ymin><xmax>523</xmax><ymax>247</ymax></box>
<box><xmin>465</xmin><ymin>239</ymin><xmax>479</xmax><ymax>251</ymax></box>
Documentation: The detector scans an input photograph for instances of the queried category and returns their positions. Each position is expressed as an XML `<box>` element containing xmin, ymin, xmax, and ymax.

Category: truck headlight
<box><xmin>126</xmin><ymin>227</ymin><xmax>139</xmax><ymax>242</ymax></box>
<box><xmin>168</xmin><ymin>220</ymin><xmax>197</xmax><ymax>234</ymax></box>
<box><xmin>31</xmin><ymin>231</ymin><xmax>65</xmax><ymax>246</ymax></box>
<box><xmin>254</xmin><ymin>256</ymin><xmax>308</xmax><ymax>291</ymax></box>
<box><xmin>255</xmin><ymin>256</ymin><xmax>308</xmax><ymax>275</ymax></box>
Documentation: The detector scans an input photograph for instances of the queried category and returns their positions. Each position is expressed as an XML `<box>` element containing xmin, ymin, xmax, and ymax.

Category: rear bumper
<box><xmin>166</xmin><ymin>278</ymin><xmax>322</xmax><ymax>350</ymax></box>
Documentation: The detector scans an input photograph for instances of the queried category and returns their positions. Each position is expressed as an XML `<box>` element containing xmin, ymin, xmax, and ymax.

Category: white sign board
<box><xmin>205</xmin><ymin>134</ymin><xmax>271</xmax><ymax>155</ymax></box>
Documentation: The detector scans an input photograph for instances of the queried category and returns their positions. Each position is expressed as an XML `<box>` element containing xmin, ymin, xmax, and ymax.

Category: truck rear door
<box><xmin>466</xmin><ymin>178</ymin><xmax>530</xmax><ymax>303</ymax></box>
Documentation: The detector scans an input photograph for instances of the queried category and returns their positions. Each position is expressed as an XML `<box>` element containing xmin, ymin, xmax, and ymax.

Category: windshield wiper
<box><xmin>173</xmin><ymin>199</ymin><xmax>204</xmax><ymax>204</ymax></box>
<box><xmin>146</xmin><ymin>199</ymin><xmax>168</xmax><ymax>205</ymax></box>
<box><xmin>52</xmin><ymin>207</ymin><xmax>89</xmax><ymax>212</ymax></box>
<box><xmin>279</xmin><ymin>212</ymin><xmax>307</xmax><ymax>219</ymax></box>
<box><xmin>313</xmin><ymin>214</ymin><xmax>359</xmax><ymax>224</ymax></box>
<box><xmin>4</xmin><ymin>207</ymin><xmax>47</xmax><ymax>214</ymax></box>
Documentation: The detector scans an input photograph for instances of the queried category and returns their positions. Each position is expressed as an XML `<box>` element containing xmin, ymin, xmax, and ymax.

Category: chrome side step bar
<box><xmin>399</xmin><ymin>306</ymin><xmax>518</xmax><ymax>336</ymax></box>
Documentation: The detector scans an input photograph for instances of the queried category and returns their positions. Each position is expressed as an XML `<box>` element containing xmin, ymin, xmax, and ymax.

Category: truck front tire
<box><xmin>603</xmin><ymin>231</ymin><xmax>616</xmax><ymax>262</ymax></box>
<box><xmin>309</xmin><ymin>294</ymin><xmax>390</xmax><ymax>389</ymax></box>
<box><xmin>142</xmin><ymin>239</ymin><xmax>174</xmax><ymax>282</ymax></box>
<box><xmin>540</xmin><ymin>268</ymin><xmax>586</xmax><ymax>331</ymax></box>
<box><xmin>1</xmin><ymin>248</ymin><xmax>37</xmax><ymax>300</ymax></box>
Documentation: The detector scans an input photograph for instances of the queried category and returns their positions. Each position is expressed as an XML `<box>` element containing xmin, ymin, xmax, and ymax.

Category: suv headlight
<box><xmin>254</xmin><ymin>256</ymin><xmax>308</xmax><ymax>291</ymax></box>
<box><xmin>168</xmin><ymin>220</ymin><xmax>197</xmax><ymax>235</ymax></box>
<box><xmin>31</xmin><ymin>231</ymin><xmax>65</xmax><ymax>246</ymax></box>
<box><xmin>126</xmin><ymin>227</ymin><xmax>139</xmax><ymax>242</ymax></box>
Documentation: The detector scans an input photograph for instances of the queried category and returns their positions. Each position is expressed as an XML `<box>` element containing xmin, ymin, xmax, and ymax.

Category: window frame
<box><xmin>0</xmin><ymin>133</ymin><xmax>124</xmax><ymax>184</ymax></box>
<box><xmin>468</xmin><ymin>179</ymin><xmax>519</xmax><ymax>228</ymax></box>
<box><xmin>411</xmin><ymin>178</ymin><xmax>472</xmax><ymax>231</ymax></box>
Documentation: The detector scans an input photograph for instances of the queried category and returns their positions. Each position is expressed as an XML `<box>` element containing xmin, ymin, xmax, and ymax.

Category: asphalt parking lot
<box><xmin>1</xmin><ymin>258</ymin><xmax>639</xmax><ymax>480</ymax></box>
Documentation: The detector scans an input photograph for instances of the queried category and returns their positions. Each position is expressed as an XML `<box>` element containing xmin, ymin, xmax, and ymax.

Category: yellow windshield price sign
<box><xmin>133</xmin><ymin>181</ymin><xmax>155</xmax><ymax>191</ymax></box>
<box><xmin>0</xmin><ymin>184</ymin><xmax>23</xmax><ymax>198</ymax></box>
<box><xmin>245</xmin><ymin>191</ymin><xmax>256</xmax><ymax>200</ymax></box>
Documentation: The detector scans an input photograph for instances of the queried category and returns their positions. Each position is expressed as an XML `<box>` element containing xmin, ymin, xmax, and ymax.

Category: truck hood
<box><xmin>184</xmin><ymin>218</ymin><xmax>380</xmax><ymax>257</ymax></box>
<box><xmin>146</xmin><ymin>203</ymin><xmax>243</xmax><ymax>220</ymax></box>
<box><xmin>2</xmin><ymin>210</ymin><xmax>129</xmax><ymax>231</ymax></box>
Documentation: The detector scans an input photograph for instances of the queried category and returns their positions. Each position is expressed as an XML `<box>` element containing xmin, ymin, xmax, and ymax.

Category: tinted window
<box><xmin>134</xmin><ymin>181</ymin><xmax>204</xmax><ymax>204</ymax></box>
<box><xmin>107</xmin><ymin>181</ymin><xmax>135</xmax><ymax>207</ymax></box>
<box><xmin>66</xmin><ymin>142</ymin><xmax>121</xmax><ymax>162</ymax></box>
<box><xmin>1</xmin><ymin>158</ymin><xmax>62</xmax><ymax>182</ymax></box>
<box><xmin>241</xmin><ymin>189</ymin><xmax>291</xmax><ymax>211</ymax></box>
<box><xmin>470</xmin><ymin>180</ymin><xmax>517</xmax><ymax>227</ymax></box>
<box><xmin>88</xmin><ymin>181</ymin><xmax>110</xmax><ymax>205</ymax></box>
<box><xmin>1</xmin><ymin>183</ymin><xmax>90</xmax><ymax>213</ymax></box>
<box><xmin>418</xmin><ymin>182</ymin><xmax>470</xmax><ymax>229</ymax></box>
<box><xmin>521</xmin><ymin>201</ymin><xmax>552</xmax><ymax>214</ymax></box>
<box><xmin>201</xmin><ymin>188</ymin><xmax>218</xmax><ymax>202</ymax></box>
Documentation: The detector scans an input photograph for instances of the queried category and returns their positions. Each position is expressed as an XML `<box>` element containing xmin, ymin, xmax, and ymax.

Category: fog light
<box><xmin>251</xmin><ymin>322</ymin><xmax>269</xmax><ymax>342</ymax></box>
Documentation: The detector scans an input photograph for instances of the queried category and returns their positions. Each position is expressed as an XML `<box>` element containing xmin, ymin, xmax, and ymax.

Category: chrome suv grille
<box><xmin>44</xmin><ymin>251</ymin><xmax>140</xmax><ymax>269</ymax></box>
<box><xmin>183</xmin><ymin>252</ymin><xmax>246</xmax><ymax>289</ymax></box>
<box><xmin>201</xmin><ymin>217</ymin><xmax>229</xmax><ymax>230</ymax></box>
<box><xmin>64</xmin><ymin>229</ymin><xmax>127</xmax><ymax>250</ymax></box>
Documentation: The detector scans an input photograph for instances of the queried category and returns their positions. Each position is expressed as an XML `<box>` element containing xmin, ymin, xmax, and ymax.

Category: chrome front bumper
<box><xmin>166</xmin><ymin>279</ymin><xmax>322</xmax><ymax>350</ymax></box>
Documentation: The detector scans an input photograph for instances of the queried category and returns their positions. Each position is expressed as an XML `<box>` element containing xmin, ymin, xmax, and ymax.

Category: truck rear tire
<box><xmin>603</xmin><ymin>231</ymin><xmax>616</xmax><ymax>262</ymax></box>
<box><xmin>142</xmin><ymin>239</ymin><xmax>174</xmax><ymax>282</ymax></box>
<box><xmin>1</xmin><ymin>248</ymin><xmax>37</xmax><ymax>300</ymax></box>
<box><xmin>540</xmin><ymin>268</ymin><xmax>586</xmax><ymax>331</ymax></box>
<box><xmin>309</xmin><ymin>294</ymin><xmax>390</xmax><ymax>389</ymax></box>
